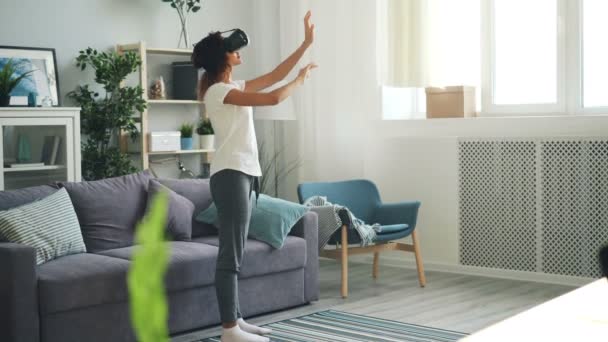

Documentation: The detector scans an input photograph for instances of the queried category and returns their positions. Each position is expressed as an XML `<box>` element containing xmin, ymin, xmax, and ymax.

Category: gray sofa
<box><xmin>0</xmin><ymin>175</ymin><xmax>319</xmax><ymax>342</ymax></box>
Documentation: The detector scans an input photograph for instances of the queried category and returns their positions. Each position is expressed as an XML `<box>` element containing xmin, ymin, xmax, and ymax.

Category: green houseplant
<box><xmin>128</xmin><ymin>190</ymin><xmax>170</xmax><ymax>342</ymax></box>
<box><xmin>258</xmin><ymin>141</ymin><xmax>302</xmax><ymax>197</ymax></box>
<box><xmin>196</xmin><ymin>117</ymin><xmax>214</xmax><ymax>150</ymax></box>
<box><xmin>0</xmin><ymin>59</ymin><xmax>35</xmax><ymax>107</ymax></box>
<box><xmin>68</xmin><ymin>48</ymin><xmax>146</xmax><ymax>181</ymax></box>
<box><xmin>179</xmin><ymin>122</ymin><xmax>194</xmax><ymax>150</ymax></box>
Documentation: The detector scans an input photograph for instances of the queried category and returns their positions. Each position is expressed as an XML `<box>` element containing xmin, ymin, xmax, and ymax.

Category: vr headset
<box><xmin>221</xmin><ymin>29</ymin><xmax>249</xmax><ymax>52</ymax></box>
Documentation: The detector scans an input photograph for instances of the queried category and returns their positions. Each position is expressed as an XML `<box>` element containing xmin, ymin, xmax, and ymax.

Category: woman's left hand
<box><xmin>303</xmin><ymin>11</ymin><xmax>315</xmax><ymax>47</ymax></box>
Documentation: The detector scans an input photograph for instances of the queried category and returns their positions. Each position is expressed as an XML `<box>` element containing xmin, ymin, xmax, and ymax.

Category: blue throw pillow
<box><xmin>196</xmin><ymin>194</ymin><xmax>309</xmax><ymax>249</ymax></box>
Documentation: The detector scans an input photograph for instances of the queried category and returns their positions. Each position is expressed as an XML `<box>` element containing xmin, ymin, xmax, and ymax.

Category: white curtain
<box><xmin>378</xmin><ymin>0</ymin><xmax>481</xmax><ymax>88</ymax></box>
<box><xmin>251</xmin><ymin>0</ymin><xmax>480</xmax><ymax>196</ymax></box>
<box><xmin>272</xmin><ymin>0</ymin><xmax>379</xmax><ymax>187</ymax></box>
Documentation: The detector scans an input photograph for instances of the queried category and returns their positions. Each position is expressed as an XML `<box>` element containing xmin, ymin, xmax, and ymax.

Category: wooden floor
<box><xmin>173</xmin><ymin>259</ymin><xmax>577</xmax><ymax>341</ymax></box>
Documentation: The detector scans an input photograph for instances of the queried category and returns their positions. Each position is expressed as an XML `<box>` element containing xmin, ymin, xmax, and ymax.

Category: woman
<box><xmin>191</xmin><ymin>11</ymin><xmax>317</xmax><ymax>342</ymax></box>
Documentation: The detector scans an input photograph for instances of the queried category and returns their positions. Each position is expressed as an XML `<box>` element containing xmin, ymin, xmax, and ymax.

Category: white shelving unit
<box><xmin>4</xmin><ymin>165</ymin><xmax>66</xmax><ymax>173</ymax></box>
<box><xmin>148</xmin><ymin>99</ymin><xmax>203</xmax><ymax>105</ymax></box>
<box><xmin>115</xmin><ymin>41</ymin><xmax>214</xmax><ymax>170</ymax></box>
<box><xmin>148</xmin><ymin>149</ymin><xmax>215</xmax><ymax>156</ymax></box>
<box><xmin>0</xmin><ymin>107</ymin><xmax>81</xmax><ymax>190</ymax></box>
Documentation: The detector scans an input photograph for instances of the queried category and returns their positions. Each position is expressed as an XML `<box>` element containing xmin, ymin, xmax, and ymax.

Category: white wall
<box><xmin>0</xmin><ymin>0</ymin><xmax>257</xmax><ymax>178</ymax></box>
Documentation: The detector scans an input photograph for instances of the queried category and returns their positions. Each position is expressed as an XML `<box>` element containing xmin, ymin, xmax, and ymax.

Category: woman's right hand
<box><xmin>297</xmin><ymin>63</ymin><xmax>318</xmax><ymax>84</ymax></box>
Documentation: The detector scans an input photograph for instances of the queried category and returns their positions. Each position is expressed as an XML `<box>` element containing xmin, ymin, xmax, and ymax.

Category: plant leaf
<box><xmin>128</xmin><ymin>191</ymin><xmax>170</xmax><ymax>342</ymax></box>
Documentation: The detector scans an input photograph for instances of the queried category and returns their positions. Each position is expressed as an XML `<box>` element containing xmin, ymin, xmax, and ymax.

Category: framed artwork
<box><xmin>0</xmin><ymin>46</ymin><xmax>60</xmax><ymax>106</ymax></box>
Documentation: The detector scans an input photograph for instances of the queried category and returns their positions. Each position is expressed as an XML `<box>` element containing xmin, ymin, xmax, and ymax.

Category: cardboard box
<box><xmin>425</xmin><ymin>86</ymin><xmax>476</xmax><ymax>119</ymax></box>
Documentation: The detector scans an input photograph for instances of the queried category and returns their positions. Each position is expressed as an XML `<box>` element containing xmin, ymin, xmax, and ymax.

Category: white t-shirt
<box><xmin>204</xmin><ymin>80</ymin><xmax>262</xmax><ymax>177</ymax></box>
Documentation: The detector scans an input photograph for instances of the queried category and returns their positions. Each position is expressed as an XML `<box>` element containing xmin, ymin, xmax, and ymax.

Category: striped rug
<box><xmin>200</xmin><ymin>310</ymin><xmax>467</xmax><ymax>341</ymax></box>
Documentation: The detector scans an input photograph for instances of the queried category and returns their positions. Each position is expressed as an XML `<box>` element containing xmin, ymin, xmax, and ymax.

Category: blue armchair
<box><xmin>298</xmin><ymin>179</ymin><xmax>426</xmax><ymax>298</ymax></box>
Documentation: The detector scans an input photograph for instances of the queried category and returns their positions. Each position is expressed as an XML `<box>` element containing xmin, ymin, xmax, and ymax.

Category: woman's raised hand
<box><xmin>297</xmin><ymin>63</ymin><xmax>318</xmax><ymax>84</ymax></box>
<box><xmin>303</xmin><ymin>11</ymin><xmax>315</xmax><ymax>47</ymax></box>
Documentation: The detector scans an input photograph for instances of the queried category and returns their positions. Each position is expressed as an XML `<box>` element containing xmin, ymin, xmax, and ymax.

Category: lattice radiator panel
<box><xmin>459</xmin><ymin>138</ymin><xmax>608</xmax><ymax>278</ymax></box>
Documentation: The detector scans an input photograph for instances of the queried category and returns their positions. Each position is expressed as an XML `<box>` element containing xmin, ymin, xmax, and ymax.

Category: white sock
<box><xmin>237</xmin><ymin>318</ymin><xmax>273</xmax><ymax>336</ymax></box>
<box><xmin>220</xmin><ymin>325</ymin><xmax>269</xmax><ymax>342</ymax></box>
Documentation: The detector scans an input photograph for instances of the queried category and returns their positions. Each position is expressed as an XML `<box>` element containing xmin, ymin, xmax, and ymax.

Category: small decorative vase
<box><xmin>178</xmin><ymin>17</ymin><xmax>190</xmax><ymax>49</ymax></box>
<box><xmin>27</xmin><ymin>92</ymin><xmax>37</xmax><ymax>107</ymax></box>
<box><xmin>0</xmin><ymin>94</ymin><xmax>10</xmax><ymax>107</ymax></box>
<box><xmin>199</xmin><ymin>135</ymin><xmax>215</xmax><ymax>150</ymax></box>
<box><xmin>181</xmin><ymin>137</ymin><xmax>193</xmax><ymax>150</ymax></box>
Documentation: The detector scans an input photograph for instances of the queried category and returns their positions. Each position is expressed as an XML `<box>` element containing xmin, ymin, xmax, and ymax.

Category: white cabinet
<box><xmin>0</xmin><ymin>108</ymin><xmax>81</xmax><ymax>190</ymax></box>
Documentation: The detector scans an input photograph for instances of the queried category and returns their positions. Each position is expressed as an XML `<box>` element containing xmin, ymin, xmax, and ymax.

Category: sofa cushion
<box><xmin>0</xmin><ymin>185</ymin><xmax>59</xmax><ymax>242</ymax></box>
<box><xmin>0</xmin><ymin>188</ymin><xmax>86</xmax><ymax>265</ymax></box>
<box><xmin>156</xmin><ymin>178</ymin><xmax>215</xmax><ymax>237</ymax></box>
<box><xmin>37</xmin><ymin>253</ymin><xmax>131</xmax><ymax>315</ymax></box>
<box><xmin>146</xmin><ymin>179</ymin><xmax>194</xmax><ymax>241</ymax></box>
<box><xmin>59</xmin><ymin>171</ymin><xmax>152</xmax><ymax>252</ymax></box>
<box><xmin>196</xmin><ymin>194</ymin><xmax>309</xmax><ymax>249</ymax></box>
<box><xmin>192</xmin><ymin>236</ymin><xmax>306</xmax><ymax>279</ymax></box>
<box><xmin>0</xmin><ymin>184</ymin><xmax>59</xmax><ymax>211</ymax></box>
<box><xmin>97</xmin><ymin>241</ymin><xmax>218</xmax><ymax>291</ymax></box>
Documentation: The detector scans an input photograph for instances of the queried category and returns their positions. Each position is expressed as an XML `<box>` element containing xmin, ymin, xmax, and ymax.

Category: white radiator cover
<box><xmin>458</xmin><ymin>138</ymin><xmax>608</xmax><ymax>278</ymax></box>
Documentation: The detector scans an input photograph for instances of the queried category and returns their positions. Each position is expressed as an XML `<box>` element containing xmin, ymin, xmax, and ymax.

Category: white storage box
<box><xmin>149</xmin><ymin>131</ymin><xmax>181</xmax><ymax>152</ymax></box>
<box><xmin>425</xmin><ymin>86</ymin><xmax>476</xmax><ymax>119</ymax></box>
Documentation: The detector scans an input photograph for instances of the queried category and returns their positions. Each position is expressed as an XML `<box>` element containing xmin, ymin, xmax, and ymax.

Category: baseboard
<box><xmin>343</xmin><ymin>254</ymin><xmax>594</xmax><ymax>287</ymax></box>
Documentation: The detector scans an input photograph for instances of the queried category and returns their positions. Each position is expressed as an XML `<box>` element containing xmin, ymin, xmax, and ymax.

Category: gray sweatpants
<box><xmin>209</xmin><ymin>169</ymin><xmax>259</xmax><ymax>323</ymax></box>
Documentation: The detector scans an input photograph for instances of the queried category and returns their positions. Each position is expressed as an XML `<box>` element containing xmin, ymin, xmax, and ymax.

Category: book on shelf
<box><xmin>41</xmin><ymin>136</ymin><xmax>62</xmax><ymax>165</ymax></box>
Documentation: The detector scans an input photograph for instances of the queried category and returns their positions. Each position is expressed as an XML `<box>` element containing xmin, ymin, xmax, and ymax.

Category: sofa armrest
<box><xmin>289</xmin><ymin>212</ymin><xmax>319</xmax><ymax>302</ymax></box>
<box><xmin>373</xmin><ymin>201</ymin><xmax>422</xmax><ymax>228</ymax></box>
<box><xmin>0</xmin><ymin>242</ymin><xmax>40</xmax><ymax>342</ymax></box>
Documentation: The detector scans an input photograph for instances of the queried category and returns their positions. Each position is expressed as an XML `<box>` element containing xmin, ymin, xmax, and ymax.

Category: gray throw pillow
<box><xmin>59</xmin><ymin>171</ymin><xmax>152</xmax><ymax>252</ymax></box>
<box><xmin>156</xmin><ymin>178</ymin><xmax>215</xmax><ymax>237</ymax></box>
<box><xmin>146</xmin><ymin>179</ymin><xmax>194</xmax><ymax>241</ymax></box>
<box><xmin>0</xmin><ymin>184</ymin><xmax>59</xmax><ymax>211</ymax></box>
<box><xmin>0</xmin><ymin>188</ymin><xmax>86</xmax><ymax>265</ymax></box>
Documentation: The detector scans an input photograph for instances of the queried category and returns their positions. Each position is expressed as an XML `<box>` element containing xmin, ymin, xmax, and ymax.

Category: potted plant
<box><xmin>0</xmin><ymin>59</ymin><xmax>35</xmax><ymax>107</ymax></box>
<box><xmin>67</xmin><ymin>47</ymin><xmax>146</xmax><ymax>180</ymax></box>
<box><xmin>179</xmin><ymin>122</ymin><xmax>194</xmax><ymax>150</ymax></box>
<box><xmin>196</xmin><ymin>117</ymin><xmax>214</xmax><ymax>150</ymax></box>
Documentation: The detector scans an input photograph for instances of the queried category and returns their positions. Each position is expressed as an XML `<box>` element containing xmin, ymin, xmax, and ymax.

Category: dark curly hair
<box><xmin>191</xmin><ymin>31</ymin><xmax>231</xmax><ymax>100</ymax></box>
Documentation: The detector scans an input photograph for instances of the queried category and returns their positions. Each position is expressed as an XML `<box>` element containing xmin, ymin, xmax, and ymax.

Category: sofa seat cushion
<box><xmin>97</xmin><ymin>242</ymin><xmax>218</xmax><ymax>292</ymax></box>
<box><xmin>37</xmin><ymin>253</ymin><xmax>131</xmax><ymax>315</ymax></box>
<box><xmin>193</xmin><ymin>236</ymin><xmax>306</xmax><ymax>279</ymax></box>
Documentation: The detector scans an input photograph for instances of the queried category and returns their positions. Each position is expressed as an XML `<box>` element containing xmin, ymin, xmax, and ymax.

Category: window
<box><xmin>492</xmin><ymin>0</ymin><xmax>558</xmax><ymax>105</ymax></box>
<box><xmin>379</xmin><ymin>0</ymin><xmax>480</xmax><ymax>119</ymax></box>
<box><xmin>382</xmin><ymin>86</ymin><xmax>426</xmax><ymax>120</ymax></box>
<box><xmin>582</xmin><ymin>0</ymin><xmax>608</xmax><ymax>108</ymax></box>
<box><xmin>380</xmin><ymin>0</ymin><xmax>608</xmax><ymax>119</ymax></box>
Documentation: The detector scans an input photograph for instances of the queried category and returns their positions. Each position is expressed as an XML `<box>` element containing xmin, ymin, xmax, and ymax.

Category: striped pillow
<box><xmin>0</xmin><ymin>188</ymin><xmax>86</xmax><ymax>265</ymax></box>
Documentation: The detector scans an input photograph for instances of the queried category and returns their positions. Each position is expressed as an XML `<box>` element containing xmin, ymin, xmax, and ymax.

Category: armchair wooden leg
<box><xmin>411</xmin><ymin>230</ymin><xmax>426</xmax><ymax>287</ymax></box>
<box><xmin>372</xmin><ymin>252</ymin><xmax>379</xmax><ymax>279</ymax></box>
<box><xmin>341</xmin><ymin>224</ymin><xmax>349</xmax><ymax>298</ymax></box>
